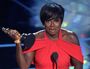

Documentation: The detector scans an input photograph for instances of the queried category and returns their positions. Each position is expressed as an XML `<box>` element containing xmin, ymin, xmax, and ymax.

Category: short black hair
<box><xmin>40</xmin><ymin>2</ymin><xmax>65</xmax><ymax>25</ymax></box>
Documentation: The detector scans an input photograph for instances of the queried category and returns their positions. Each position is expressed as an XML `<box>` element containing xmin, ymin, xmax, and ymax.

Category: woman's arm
<box><xmin>69</xmin><ymin>32</ymin><xmax>83</xmax><ymax>69</ymax></box>
<box><xmin>2</xmin><ymin>28</ymin><xmax>35</xmax><ymax>69</ymax></box>
<box><xmin>62</xmin><ymin>30</ymin><xmax>83</xmax><ymax>69</ymax></box>
<box><xmin>71</xmin><ymin>56</ymin><xmax>83</xmax><ymax>69</ymax></box>
<box><xmin>16</xmin><ymin>43</ymin><xmax>35</xmax><ymax>69</ymax></box>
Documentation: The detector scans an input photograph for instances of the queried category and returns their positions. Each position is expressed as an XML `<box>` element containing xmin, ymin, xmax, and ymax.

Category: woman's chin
<box><xmin>46</xmin><ymin>30</ymin><xmax>57</xmax><ymax>36</ymax></box>
<box><xmin>49</xmin><ymin>32</ymin><xmax>56</xmax><ymax>36</ymax></box>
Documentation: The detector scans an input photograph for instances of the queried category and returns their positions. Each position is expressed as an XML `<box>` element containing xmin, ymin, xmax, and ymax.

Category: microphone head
<box><xmin>51</xmin><ymin>52</ymin><xmax>58</xmax><ymax>63</ymax></box>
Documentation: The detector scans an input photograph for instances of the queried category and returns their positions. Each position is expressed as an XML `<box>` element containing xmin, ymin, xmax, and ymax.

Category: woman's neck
<box><xmin>45</xmin><ymin>31</ymin><xmax>59</xmax><ymax>40</ymax></box>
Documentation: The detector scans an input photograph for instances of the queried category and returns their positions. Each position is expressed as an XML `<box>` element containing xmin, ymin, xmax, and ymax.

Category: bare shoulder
<box><xmin>61</xmin><ymin>28</ymin><xmax>80</xmax><ymax>45</ymax></box>
<box><xmin>33</xmin><ymin>30</ymin><xmax>45</xmax><ymax>39</ymax></box>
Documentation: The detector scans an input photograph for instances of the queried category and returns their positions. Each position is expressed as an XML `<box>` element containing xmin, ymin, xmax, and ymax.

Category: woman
<box><xmin>2</xmin><ymin>2</ymin><xmax>83</xmax><ymax>69</ymax></box>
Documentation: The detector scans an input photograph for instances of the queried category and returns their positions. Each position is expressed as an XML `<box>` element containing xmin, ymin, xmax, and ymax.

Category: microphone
<box><xmin>51</xmin><ymin>52</ymin><xmax>58</xmax><ymax>63</ymax></box>
<box><xmin>51</xmin><ymin>52</ymin><xmax>58</xmax><ymax>69</ymax></box>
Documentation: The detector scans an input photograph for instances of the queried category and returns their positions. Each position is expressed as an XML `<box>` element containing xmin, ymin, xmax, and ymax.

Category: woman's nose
<box><xmin>50</xmin><ymin>21</ymin><xmax>54</xmax><ymax>27</ymax></box>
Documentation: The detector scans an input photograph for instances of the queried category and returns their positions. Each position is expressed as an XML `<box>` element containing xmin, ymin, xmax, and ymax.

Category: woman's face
<box><xmin>44</xmin><ymin>18</ymin><xmax>62</xmax><ymax>36</ymax></box>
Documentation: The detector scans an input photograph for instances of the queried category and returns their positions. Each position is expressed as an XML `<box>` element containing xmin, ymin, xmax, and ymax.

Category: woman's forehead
<box><xmin>47</xmin><ymin>16</ymin><xmax>60</xmax><ymax>21</ymax></box>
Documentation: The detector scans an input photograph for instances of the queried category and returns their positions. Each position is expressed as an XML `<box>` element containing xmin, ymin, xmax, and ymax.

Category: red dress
<box><xmin>22</xmin><ymin>31</ymin><xmax>83</xmax><ymax>69</ymax></box>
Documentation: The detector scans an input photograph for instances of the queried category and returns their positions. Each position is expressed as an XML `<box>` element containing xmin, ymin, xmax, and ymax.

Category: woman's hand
<box><xmin>2</xmin><ymin>27</ymin><xmax>21</xmax><ymax>42</ymax></box>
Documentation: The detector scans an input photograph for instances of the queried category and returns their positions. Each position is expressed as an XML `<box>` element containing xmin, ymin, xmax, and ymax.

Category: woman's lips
<box><xmin>49</xmin><ymin>29</ymin><xmax>55</xmax><ymax>32</ymax></box>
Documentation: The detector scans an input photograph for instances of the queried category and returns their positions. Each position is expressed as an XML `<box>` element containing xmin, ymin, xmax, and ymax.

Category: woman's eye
<box><xmin>45</xmin><ymin>20</ymin><xmax>51</xmax><ymax>23</ymax></box>
<box><xmin>54</xmin><ymin>19</ymin><xmax>59</xmax><ymax>22</ymax></box>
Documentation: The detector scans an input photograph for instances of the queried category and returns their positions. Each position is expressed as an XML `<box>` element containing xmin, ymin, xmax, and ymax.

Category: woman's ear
<box><xmin>42</xmin><ymin>23</ymin><xmax>45</xmax><ymax>28</ymax></box>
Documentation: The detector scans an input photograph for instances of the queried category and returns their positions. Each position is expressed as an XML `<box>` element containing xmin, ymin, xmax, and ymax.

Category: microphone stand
<box><xmin>55</xmin><ymin>61</ymin><xmax>57</xmax><ymax>69</ymax></box>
